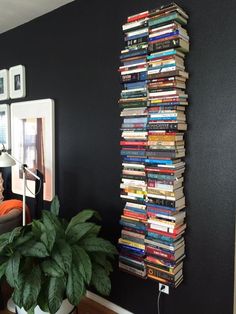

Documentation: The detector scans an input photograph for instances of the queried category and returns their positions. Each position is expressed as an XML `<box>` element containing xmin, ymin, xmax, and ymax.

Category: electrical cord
<box><xmin>157</xmin><ymin>286</ymin><xmax>165</xmax><ymax>314</ymax></box>
<box><xmin>25</xmin><ymin>176</ymin><xmax>42</xmax><ymax>196</ymax></box>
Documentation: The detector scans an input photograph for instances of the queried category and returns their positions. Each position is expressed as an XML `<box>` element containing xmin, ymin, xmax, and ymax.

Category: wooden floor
<box><xmin>0</xmin><ymin>297</ymin><xmax>117</xmax><ymax>314</ymax></box>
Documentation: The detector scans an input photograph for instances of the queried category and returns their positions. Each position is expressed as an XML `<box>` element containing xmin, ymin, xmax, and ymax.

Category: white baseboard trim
<box><xmin>86</xmin><ymin>291</ymin><xmax>133</xmax><ymax>314</ymax></box>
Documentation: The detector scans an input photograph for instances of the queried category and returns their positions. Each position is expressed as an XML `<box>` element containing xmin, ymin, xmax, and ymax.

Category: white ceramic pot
<box><xmin>16</xmin><ymin>299</ymin><xmax>75</xmax><ymax>314</ymax></box>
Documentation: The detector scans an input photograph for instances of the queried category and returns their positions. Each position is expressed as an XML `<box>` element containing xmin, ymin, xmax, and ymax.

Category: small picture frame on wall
<box><xmin>0</xmin><ymin>69</ymin><xmax>9</xmax><ymax>101</ymax></box>
<box><xmin>0</xmin><ymin>104</ymin><xmax>10</xmax><ymax>150</ymax></box>
<box><xmin>9</xmin><ymin>65</ymin><xmax>26</xmax><ymax>99</ymax></box>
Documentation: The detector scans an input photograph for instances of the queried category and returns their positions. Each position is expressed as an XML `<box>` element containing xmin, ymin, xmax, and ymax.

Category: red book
<box><xmin>127</xmin><ymin>11</ymin><xmax>149</xmax><ymax>23</ymax></box>
<box><xmin>120</xmin><ymin>141</ymin><xmax>147</xmax><ymax>146</ymax></box>
<box><xmin>124</xmin><ymin>210</ymin><xmax>147</xmax><ymax>220</ymax></box>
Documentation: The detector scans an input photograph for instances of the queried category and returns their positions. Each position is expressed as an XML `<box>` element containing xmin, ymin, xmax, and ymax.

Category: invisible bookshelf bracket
<box><xmin>118</xmin><ymin>3</ymin><xmax>189</xmax><ymax>288</ymax></box>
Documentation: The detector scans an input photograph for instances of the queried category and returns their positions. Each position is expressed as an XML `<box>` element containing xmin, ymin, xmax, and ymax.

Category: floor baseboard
<box><xmin>86</xmin><ymin>291</ymin><xmax>133</xmax><ymax>314</ymax></box>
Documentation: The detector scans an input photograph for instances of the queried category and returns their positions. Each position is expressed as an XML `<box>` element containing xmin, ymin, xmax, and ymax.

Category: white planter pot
<box><xmin>16</xmin><ymin>299</ymin><xmax>75</xmax><ymax>314</ymax></box>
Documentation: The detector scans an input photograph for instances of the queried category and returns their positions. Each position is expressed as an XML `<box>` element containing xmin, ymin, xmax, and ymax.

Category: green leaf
<box><xmin>90</xmin><ymin>252</ymin><xmax>113</xmax><ymax>274</ymax></box>
<box><xmin>22</xmin><ymin>265</ymin><xmax>41</xmax><ymax>311</ymax></box>
<box><xmin>72</xmin><ymin>245</ymin><xmax>92</xmax><ymax>285</ymax></box>
<box><xmin>79</xmin><ymin>237</ymin><xmax>118</xmax><ymax>255</ymax></box>
<box><xmin>5</xmin><ymin>252</ymin><xmax>21</xmax><ymax>288</ymax></box>
<box><xmin>37</xmin><ymin>280</ymin><xmax>50</xmax><ymax>312</ymax></box>
<box><xmin>85</xmin><ymin>224</ymin><xmax>101</xmax><ymax>238</ymax></box>
<box><xmin>19</xmin><ymin>240</ymin><xmax>49</xmax><ymax>258</ymax></box>
<box><xmin>8</xmin><ymin>227</ymin><xmax>22</xmax><ymax>243</ymax></box>
<box><xmin>32</xmin><ymin>220</ymin><xmax>45</xmax><ymax>238</ymax></box>
<box><xmin>66</xmin><ymin>209</ymin><xmax>101</xmax><ymax>232</ymax></box>
<box><xmin>40</xmin><ymin>228</ymin><xmax>56</xmax><ymax>252</ymax></box>
<box><xmin>52</xmin><ymin>239</ymin><xmax>72</xmax><ymax>273</ymax></box>
<box><xmin>41</xmin><ymin>260</ymin><xmax>64</xmax><ymax>277</ymax></box>
<box><xmin>28</xmin><ymin>307</ymin><xmax>36</xmax><ymax>314</ymax></box>
<box><xmin>0</xmin><ymin>261</ymin><xmax>8</xmax><ymax>280</ymax></box>
<box><xmin>91</xmin><ymin>264</ymin><xmax>111</xmax><ymax>296</ymax></box>
<box><xmin>66</xmin><ymin>222</ymin><xmax>96</xmax><ymax>244</ymax></box>
<box><xmin>0</xmin><ymin>232</ymin><xmax>11</xmax><ymax>252</ymax></box>
<box><xmin>12</xmin><ymin>273</ymin><xmax>24</xmax><ymax>308</ymax></box>
<box><xmin>14</xmin><ymin>232</ymin><xmax>34</xmax><ymax>247</ymax></box>
<box><xmin>50</xmin><ymin>195</ymin><xmax>60</xmax><ymax>216</ymax></box>
<box><xmin>66</xmin><ymin>263</ymin><xmax>84</xmax><ymax>306</ymax></box>
<box><xmin>48</xmin><ymin>277</ymin><xmax>65</xmax><ymax>314</ymax></box>
<box><xmin>42</xmin><ymin>210</ymin><xmax>64</xmax><ymax>237</ymax></box>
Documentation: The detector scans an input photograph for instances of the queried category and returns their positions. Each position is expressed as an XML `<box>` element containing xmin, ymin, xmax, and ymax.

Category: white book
<box><xmin>121</xmin><ymin>67</ymin><xmax>148</xmax><ymax>75</ymax></box>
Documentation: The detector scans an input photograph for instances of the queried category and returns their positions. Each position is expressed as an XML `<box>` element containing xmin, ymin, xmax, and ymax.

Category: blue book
<box><xmin>123</xmin><ymin>81</ymin><xmax>147</xmax><ymax>89</ymax></box>
<box><xmin>123</xmin><ymin>157</ymin><xmax>146</xmax><ymax>163</ymax></box>
<box><xmin>126</xmin><ymin>32</ymin><xmax>148</xmax><ymax>41</ymax></box>
<box><xmin>148</xmin><ymin>31</ymin><xmax>179</xmax><ymax>42</ymax></box>
<box><xmin>125</xmin><ymin>206</ymin><xmax>146</xmax><ymax>214</ymax></box>
<box><xmin>147</xmin><ymin>173</ymin><xmax>176</xmax><ymax>181</ymax></box>
<box><xmin>148</xmin><ymin>117</ymin><xmax>177</xmax><ymax>121</ymax></box>
<box><xmin>145</xmin><ymin>159</ymin><xmax>173</xmax><ymax>165</ymax></box>
<box><xmin>124</xmin><ymin>117</ymin><xmax>147</xmax><ymax>123</ymax></box>
<box><xmin>121</xmin><ymin>150</ymin><xmax>146</xmax><ymax>157</ymax></box>
<box><xmin>145</xmin><ymin>202</ymin><xmax>177</xmax><ymax>211</ymax></box>
<box><xmin>120</xmin><ymin>49</ymin><xmax>147</xmax><ymax>60</ymax></box>
<box><xmin>123</xmin><ymin>58</ymin><xmax>146</xmax><ymax>66</ymax></box>
<box><xmin>147</xmin><ymin>49</ymin><xmax>179</xmax><ymax>60</ymax></box>
<box><xmin>147</xmin><ymin>232</ymin><xmax>176</xmax><ymax>244</ymax></box>
<box><xmin>119</xmin><ymin>244</ymin><xmax>145</xmax><ymax>255</ymax></box>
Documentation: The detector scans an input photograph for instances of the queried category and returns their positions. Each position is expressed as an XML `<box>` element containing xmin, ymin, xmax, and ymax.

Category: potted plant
<box><xmin>0</xmin><ymin>196</ymin><xmax>118</xmax><ymax>314</ymax></box>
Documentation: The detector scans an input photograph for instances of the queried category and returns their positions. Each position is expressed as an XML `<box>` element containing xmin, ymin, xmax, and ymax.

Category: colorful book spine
<box><xmin>118</xmin><ymin>3</ymin><xmax>189</xmax><ymax>287</ymax></box>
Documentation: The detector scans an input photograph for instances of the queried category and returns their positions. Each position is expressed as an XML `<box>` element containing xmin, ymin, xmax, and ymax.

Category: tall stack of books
<box><xmin>118</xmin><ymin>3</ymin><xmax>189</xmax><ymax>287</ymax></box>
<box><xmin>145</xmin><ymin>3</ymin><xmax>189</xmax><ymax>287</ymax></box>
<box><xmin>118</xmin><ymin>10</ymin><xmax>149</xmax><ymax>278</ymax></box>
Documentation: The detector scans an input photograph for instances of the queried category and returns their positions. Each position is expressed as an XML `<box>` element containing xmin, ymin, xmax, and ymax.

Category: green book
<box><xmin>149</xmin><ymin>12</ymin><xmax>187</xmax><ymax>27</ymax></box>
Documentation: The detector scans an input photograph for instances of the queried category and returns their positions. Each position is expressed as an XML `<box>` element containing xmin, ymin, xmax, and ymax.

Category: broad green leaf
<box><xmin>48</xmin><ymin>277</ymin><xmax>65</xmax><ymax>314</ymax></box>
<box><xmin>8</xmin><ymin>227</ymin><xmax>22</xmax><ymax>243</ymax></box>
<box><xmin>79</xmin><ymin>237</ymin><xmax>118</xmax><ymax>255</ymax></box>
<box><xmin>12</xmin><ymin>273</ymin><xmax>24</xmax><ymax>308</ymax></box>
<box><xmin>72</xmin><ymin>245</ymin><xmax>92</xmax><ymax>285</ymax></box>
<box><xmin>91</xmin><ymin>263</ymin><xmax>111</xmax><ymax>296</ymax></box>
<box><xmin>5</xmin><ymin>252</ymin><xmax>21</xmax><ymax>288</ymax></box>
<box><xmin>0</xmin><ymin>261</ymin><xmax>7</xmax><ymax>280</ymax></box>
<box><xmin>19</xmin><ymin>240</ymin><xmax>49</xmax><ymax>258</ymax></box>
<box><xmin>40</xmin><ymin>228</ymin><xmax>56</xmax><ymax>252</ymax></box>
<box><xmin>84</xmin><ymin>225</ymin><xmax>101</xmax><ymax>238</ymax></box>
<box><xmin>37</xmin><ymin>280</ymin><xmax>50</xmax><ymax>312</ymax></box>
<box><xmin>41</xmin><ymin>260</ymin><xmax>64</xmax><ymax>277</ymax></box>
<box><xmin>66</xmin><ymin>222</ymin><xmax>96</xmax><ymax>244</ymax></box>
<box><xmin>22</xmin><ymin>265</ymin><xmax>41</xmax><ymax>310</ymax></box>
<box><xmin>90</xmin><ymin>252</ymin><xmax>113</xmax><ymax>274</ymax></box>
<box><xmin>32</xmin><ymin>221</ymin><xmax>45</xmax><ymax>238</ymax></box>
<box><xmin>66</xmin><ymin>209</ymin><xmax>101</xmax><ymax>233</ymax></box>
<box><xmin>14</xmin><ymin>232</ymin><xmax>34</xmax><ymax>247</ymax></box>
<box><xmin>50</xmin><ymin>195</ymin><xmax>60</xmax><ymax>216</ymax></box>
<box><xmin>51</xmin><ymin>239</ymin><xmax>72</xmax><ymax>273</ymax></box>
<box><xmin>66</xmin><ymin>263</ymin><xmax>84</xmax><ymax>306</ymax></box>
<box><xmin>28</xmin><ymin>307</ymin><xmax>36</xmax><ymax>314</ymax></box>
<box><xmin>42</xmin><ymin>210</ymin><xmax>64</xmax><ymax>236</ymax></box>
<box><xmin>0</xmin><ymin>232</ymin><xmax>11</xmax><ymax>252</ymax></box>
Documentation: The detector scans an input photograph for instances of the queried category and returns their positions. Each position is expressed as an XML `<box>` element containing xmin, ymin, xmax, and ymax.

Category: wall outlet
<box><xmin>159</xmin><ymin>283</ymin><xmax>169</xmax><ymax>294</ymax></box>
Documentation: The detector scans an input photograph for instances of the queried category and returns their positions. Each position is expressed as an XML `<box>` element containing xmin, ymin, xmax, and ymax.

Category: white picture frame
<box><xmin>11</xmin><ymin>99</ymin><xmax>55</xmax><ymax>201</ymax></box>
<box><xmin>9</xmin><ymin>65</ymin><xmax>26</xmax><ymax>99</ymax></box>
<box><xmin>0</xmin><ymin>104</ymin><xmax>10</xmax><ymax>150</ymax></box>
<box><xmin>0</xmin><ymin>69</ymin><xmax>9</xmax><ymax>101</ymax></box>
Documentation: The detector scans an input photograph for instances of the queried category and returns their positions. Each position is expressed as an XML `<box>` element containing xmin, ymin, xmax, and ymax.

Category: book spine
<box><xmin>147</xmin><ymin>265</ymin><xmax>176</xmax><ymax>282</ymax></box>
<box><xmin>146</xmin><ymin>246</ymin><xmax>175</xmax><ymax>260</ymax></box>
<box><xmin>149</xmin><ymin>38</ymin><xmax>181</xmax><ymax>52</ymax></box>
<box><xmin>126</xmin><ymin>36</ymin><xmax>148</xmax><ymax>47</ymax></box>
<box><xmin>119</xmin><ymin>262</ymin><xmax>146</xmax><ymax>277</ymax></box>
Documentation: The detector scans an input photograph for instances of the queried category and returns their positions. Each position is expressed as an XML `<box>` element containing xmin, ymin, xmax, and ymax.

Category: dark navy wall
<box><xmin>0</xmin><ymin>1</ymin><xmax>235</xmax><ymax>313</ymax></box>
